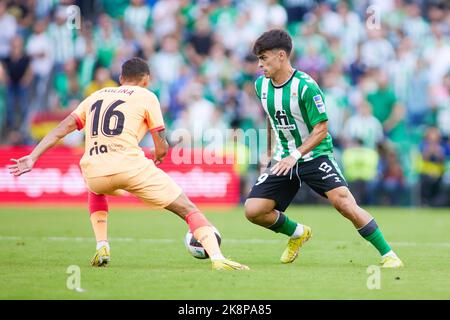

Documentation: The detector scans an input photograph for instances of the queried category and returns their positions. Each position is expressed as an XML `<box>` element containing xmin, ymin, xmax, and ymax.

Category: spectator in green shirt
<box><xmin>367</xmin><ymin>71</ymin><xmax>404</xmax><ymax>132</ymax></box>
<box><xmin>53</xmin><ymin>59</ymin><xmax>82</xmax><ymax>109</ymax></box>
<box><xmin>99</xmin><ymin>0</ymin><xmax>129</xmax><ymax>19</ymax></box>
<box><xmin>367</xmin><ymin>70</ymin><xmax>408</xmax><ymax>146</ymax></box>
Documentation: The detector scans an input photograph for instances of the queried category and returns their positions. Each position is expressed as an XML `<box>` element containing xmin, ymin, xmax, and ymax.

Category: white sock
<box><xmin>290</xmin><ymin>224</ymin><xmax>304</xmax><ymax>239</ymax></box>
<box><xmin>210</xmin><ymin>253</ymin><xmax>226</xmax><ymax>261</ymax></box>
<box><xmin>96</xmin><ymin>240</ymin><xmax>110</xmax><ymax>251</ymax></box>
<box><xmin>382</xmin><ymin>250</ymin><xmax>397</xmax><ymax>259</ymax></box>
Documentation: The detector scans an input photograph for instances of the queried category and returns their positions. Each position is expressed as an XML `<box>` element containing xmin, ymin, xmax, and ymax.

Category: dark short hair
<box><xmin>121</xmin><ymin>57</ymin><xmax>150</xmax><ymax>81</ymax></box>
<box><xmin>252</xmin><ymin>29</ymin><xmax>293</xmax><ymax>56</ymax></box>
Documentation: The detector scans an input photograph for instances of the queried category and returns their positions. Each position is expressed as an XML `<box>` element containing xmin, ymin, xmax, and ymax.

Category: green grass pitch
<box><xmin>0</xmin><ymin>205</ymin><xmax>449</xmax><ymax>299</ymax></box>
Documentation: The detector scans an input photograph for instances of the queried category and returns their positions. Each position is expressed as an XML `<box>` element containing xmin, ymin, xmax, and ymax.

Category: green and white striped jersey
<box><xmin>255</xmin><ymin>70</ymin><xmax>334</xmax><ymax>162</ymax></box>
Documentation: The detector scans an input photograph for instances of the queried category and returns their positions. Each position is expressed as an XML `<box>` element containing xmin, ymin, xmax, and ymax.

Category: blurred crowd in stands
<box><xmin>0</xmin><ymin>0</ymin><xmax>449</xmax><ymax>206</ymax></box>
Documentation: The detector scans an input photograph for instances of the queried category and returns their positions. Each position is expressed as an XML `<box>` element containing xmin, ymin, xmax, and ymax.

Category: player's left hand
<box><xmin>8</xmin><ymin>155</ymin><xmax>35</xmax><ymax>176</ymax></box>
<box><xmin>148</xmin><ymin>148</ymin><xmax>165</xmax><ymax>165</ymax></box>
<box><xmin>270</xmin><ymin>156</ymin><xmax>297</xmax><ymax>176</ymax></box>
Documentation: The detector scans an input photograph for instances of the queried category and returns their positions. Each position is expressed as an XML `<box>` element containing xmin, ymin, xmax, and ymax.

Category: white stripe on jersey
<box><xmin>261</xmin><ymin>77</ymin><xmax>269</xmax><ymax>114</ymax></box>
<box><xmin>300</xmin><ymin>73</ymin><xmax>315</xmax><ymax>84</ymax></box>
<box><xmin>300</xmin><ymin>84</ymin><xmax>308</xmax><ymax>99</ymax></box>
<box><xmin>274</xmin><ymin>87</ymin><xmax>297</xmax><ymax>156</ymax></box>
<box><xmin>290</xmin><ymin>77</ymin><xmax>312</xmax><ymax>160</ymax></box>
<box><xmin>261</xmin><ymin>78</ymin><xmax>283</xmax><ymax>160</ymax></box>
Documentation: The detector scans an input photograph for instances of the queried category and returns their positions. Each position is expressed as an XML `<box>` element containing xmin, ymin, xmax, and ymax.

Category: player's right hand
<box><xmin>8</xmin><ymin>156</ymin><xmax>35</xmax><ymax>176</ymax></box>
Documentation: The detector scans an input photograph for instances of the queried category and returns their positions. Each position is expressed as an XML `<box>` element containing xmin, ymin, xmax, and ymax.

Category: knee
<box><xmin>331</xmin><ymin>191</ymin><xmax>356</xmax><ymax>216</ymax></box>
<box><xmin>244</xmin><ymin>200</ymin><xmax>267</xmax><ymax>223</ymax></box>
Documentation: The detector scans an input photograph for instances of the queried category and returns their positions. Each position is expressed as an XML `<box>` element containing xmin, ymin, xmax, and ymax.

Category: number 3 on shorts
<box><xmin>255</xmin><ymin>173</ymin><xmax>269</xmax><ymax>186</ymax></box>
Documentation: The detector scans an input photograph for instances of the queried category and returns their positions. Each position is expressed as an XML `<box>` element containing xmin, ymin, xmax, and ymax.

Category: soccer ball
<box><xmin>184</xmin><ymin>227</ymin><xmax>221</xmax><ymax>259</ymax></box>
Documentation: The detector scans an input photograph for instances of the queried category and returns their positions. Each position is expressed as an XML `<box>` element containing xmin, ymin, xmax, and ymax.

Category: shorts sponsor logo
<box><xmin>321</xmin><ymin>173</ymin><xmax>337</xmax><ymax>180</ymax></box>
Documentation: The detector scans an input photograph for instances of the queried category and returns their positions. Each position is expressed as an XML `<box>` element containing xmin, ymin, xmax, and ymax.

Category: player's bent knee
<box><xmin>244</xmin><ymin>199</ymin><xmax>269</xmax><ymax>223</ymax></box>
<box><xmin>328</xmin><ymin>188</ymin><xmax>350</xmax><ymax>210</ymax></box>
<box><xmin>244</xmin><ymin>210</ymin><xmax>258</xmax><ymax>223</ymax></box>
<box><xmin>332</xmin><ymin>194</ymin><xmax>357</xmax><ymax>218</ymax></box>
<box><xmin>334</xmin><ymin>199</ymin><xmax>351</xmax><ymax>215</ymax></box>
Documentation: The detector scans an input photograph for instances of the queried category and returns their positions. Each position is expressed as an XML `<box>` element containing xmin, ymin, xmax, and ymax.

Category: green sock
<box><xmin>268</xmin><ymin>211</ymin><xmax>297</xmax><ymax>237</ymax></box>
<box><xmin>358</xmin><ymin>219</ymin><xmax>391</xmax><ymax>256</ymax></box>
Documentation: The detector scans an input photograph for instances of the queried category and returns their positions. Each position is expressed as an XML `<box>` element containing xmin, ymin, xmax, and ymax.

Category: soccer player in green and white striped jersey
<box><xmin>245</xmin><ymin>29</ymin><xmax>403</xmax><ymax>268</ymax></box>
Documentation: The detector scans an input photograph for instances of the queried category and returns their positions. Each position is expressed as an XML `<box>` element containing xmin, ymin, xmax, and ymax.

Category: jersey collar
<box><xmin>270</xmin><ymin>69</ymin><xmax>297</xmax><ymax>89</ymax></box>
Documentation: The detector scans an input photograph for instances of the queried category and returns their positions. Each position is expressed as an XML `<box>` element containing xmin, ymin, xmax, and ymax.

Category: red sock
<box><xmin>185</xmin><ymin>210</ymin><xmax>211</xmax><ymax>233</ymax></box>
<box><xmin>88</xmin><ymin>191</ymin><xmax>108</xmax><ymax>243</ymax></box>
<box><xmin>185</xmin><ymin>211</ymin><xmax>221</xmax><ymax>258</ymax></box>
<box><xmin>88</xmin><ymin>191</ymin><xmax>108</xmax><ymax>215</ymax></box>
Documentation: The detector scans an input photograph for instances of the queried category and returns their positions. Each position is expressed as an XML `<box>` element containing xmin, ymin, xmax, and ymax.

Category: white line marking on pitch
<box><xmin>0</xmin><ymin>236</ymin><xmax>449</xmax><ymax>248</ymax></box>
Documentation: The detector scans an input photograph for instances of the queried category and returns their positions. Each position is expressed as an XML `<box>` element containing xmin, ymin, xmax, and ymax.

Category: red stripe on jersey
<box><xmin>150</xmin><ymin>125</ymin><xmax>165</xmax><ymax>133</ymax></box>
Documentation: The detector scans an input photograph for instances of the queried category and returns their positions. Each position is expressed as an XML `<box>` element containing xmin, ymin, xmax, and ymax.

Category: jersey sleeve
<box><xmin>144</xmin><ymin>91</ymin><xmax>165</xmax><ymax>132</ymax></box>
<box><xmin>302</xmin><ymin>82</ymin><xmax>328</xmax><ymax>127</ymax></box>
<box><xmin>70</xmin><ymin>97</ymin><xmax>90</xmax><ymax>131</ymax></box>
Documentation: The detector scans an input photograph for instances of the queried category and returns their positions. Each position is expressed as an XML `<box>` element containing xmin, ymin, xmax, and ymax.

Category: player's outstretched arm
<box><xmin>8</xmin><ymin>115</ymin><xmax>78</xmax><ymax>176</ymax></box>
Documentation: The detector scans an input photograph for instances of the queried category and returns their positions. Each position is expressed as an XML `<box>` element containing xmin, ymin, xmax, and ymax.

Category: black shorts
<box><xmin>247</xmin><ymin>155</ymin><xmax>348</xmax><ymax>212</ymax></box>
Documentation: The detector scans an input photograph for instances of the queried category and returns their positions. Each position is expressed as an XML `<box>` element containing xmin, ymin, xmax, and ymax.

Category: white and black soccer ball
<box><xmin>184</xmin><ymin>227</ymin><xmax>221</xmax><ymax>259</ymax></box>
